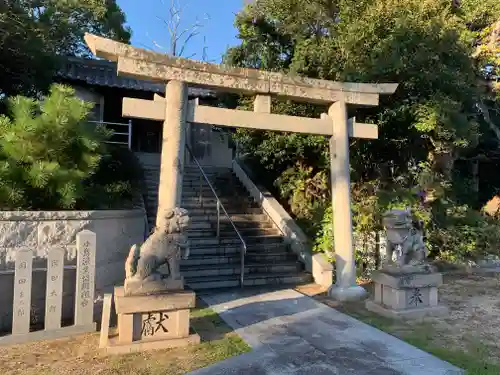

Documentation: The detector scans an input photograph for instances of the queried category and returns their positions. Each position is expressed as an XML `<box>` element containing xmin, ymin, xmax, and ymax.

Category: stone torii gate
<box><xmin>84</xmin><ymin>33</ymin><xmax>398</xmax><ymax>301</ymax></box>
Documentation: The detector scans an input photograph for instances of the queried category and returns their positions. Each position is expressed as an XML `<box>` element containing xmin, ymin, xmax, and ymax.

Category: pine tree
<box><xmin>0</xmin><ymin>84</ymin><xmax>110</xmax><ymax>209</ymax></box>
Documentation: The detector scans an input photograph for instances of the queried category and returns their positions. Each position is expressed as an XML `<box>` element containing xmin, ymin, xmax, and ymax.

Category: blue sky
<box><xmin>117</xmin><ymin>0</ymin><xmax>244</xmax><ymax>63</ymax></box>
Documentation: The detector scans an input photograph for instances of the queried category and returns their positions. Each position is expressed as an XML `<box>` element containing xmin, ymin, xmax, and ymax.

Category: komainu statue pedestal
<box><xmin>100</xmin><ymin>207</ymin><xmax>200</xmax><ymax>354</ymax></box>
<box><xmin>365</xmin><ymin>269</ymin><xmax>448</xmax><ymax>319</ymax></box>
<box><xmin>365</xmin><ymin>209</ymin><xmax>448</xmax><ymax>319</ymax></box>
<box><xmin>104</xmin><ymin>287</ymin><xmax>200</xmax><ymax>355</ymax></box>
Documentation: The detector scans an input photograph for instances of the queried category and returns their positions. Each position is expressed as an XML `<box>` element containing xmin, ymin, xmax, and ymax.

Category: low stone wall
<box><xmin>0</xmin><ymin>209</ymin><xmax>147</xmax><ymax>331</ymax></box>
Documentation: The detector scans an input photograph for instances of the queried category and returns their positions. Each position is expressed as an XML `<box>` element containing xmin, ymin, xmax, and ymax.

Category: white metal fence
<box><xmin>0</xmin><ymin>230</ymin><xmax>97</xmax><ymax>345</ymax></box>
<box><xmin>90</xmin><ymin>120</ymin><xmax>132</xmax><ymax>150</ymax></box>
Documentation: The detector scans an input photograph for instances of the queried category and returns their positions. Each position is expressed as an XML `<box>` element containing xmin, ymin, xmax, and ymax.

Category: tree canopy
<box><xmin>226</xmin><ymin>0</ymin><xmax>500</xmax><ymax>264</ymax></box>
<box><xmin>0</xmin><ymin>0</ymin><xmax>131</xmax><ymax>97</ymax></box>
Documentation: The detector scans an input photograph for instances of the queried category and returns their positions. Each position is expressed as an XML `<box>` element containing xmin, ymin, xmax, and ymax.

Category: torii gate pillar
<box><xmin>156</xmin><ymin>80</ymin><xmax>188</xmax><ymax>229</ymax></box>
<box><xmin>327</xmin><ymin>101</ymin><xmax>366</xmax><ymax>301</ymax></box>
<box><xmin>83</xmin><ymin>33</ymin><xmax>398</xmax><ymax>301</ymax></box>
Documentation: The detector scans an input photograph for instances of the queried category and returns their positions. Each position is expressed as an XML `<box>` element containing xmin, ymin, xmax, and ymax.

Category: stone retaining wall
<box><xmin>0</xmin><ymin>209</ymin><xmax>147</xmax><ymax>331</ymax></box>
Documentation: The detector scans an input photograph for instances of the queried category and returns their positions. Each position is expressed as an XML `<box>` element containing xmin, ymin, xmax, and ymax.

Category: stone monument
<box><xmin>365</xmin><ymin>209</ymin><xmax>448</xmax><ymax>319</ymax></box>
<box><xmin>102</xmin><ymin>207</ymin><xmax>200</xmax><ymax>354</ymax></box>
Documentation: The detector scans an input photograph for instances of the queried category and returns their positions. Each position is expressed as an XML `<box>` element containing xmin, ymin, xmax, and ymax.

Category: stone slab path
<box><xmin>189</xmin><ymin>288</ymin><xmax>463</xmax><ymax>375</ymax></box>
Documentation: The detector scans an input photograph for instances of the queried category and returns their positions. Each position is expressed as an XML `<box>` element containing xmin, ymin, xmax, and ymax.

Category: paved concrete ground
<box><xmin>189</xmin><ymin>288</ymin><xmax>463</xmax><ymax>375</ymax></box>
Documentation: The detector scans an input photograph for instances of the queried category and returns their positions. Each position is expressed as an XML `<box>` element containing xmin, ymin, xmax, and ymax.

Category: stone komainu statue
<box><xmin>125</xmin><ymin>207</ymin><xmax>190</xmax><ymax>294</ymax></box>
<box><xmin>382</xmin><ymin>209</ymin><xmax>428</xmax><ymax>270</ymax></box>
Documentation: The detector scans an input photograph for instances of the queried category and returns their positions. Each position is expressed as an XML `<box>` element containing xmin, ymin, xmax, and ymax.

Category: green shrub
<box><xmin>428</xmin><ymin>204</ymin><xmax>500</xmax><ymax>262</ymax></box>
<box><xmin>0</xmin><ymin>84</ymin><xmax>110</xmax><ymax>210</ymax></box>
<box><xmin>0</xmin><ymin>84</ymin><xmax>144</xmax><ymax>211</ymax></box>
<box><xmin>313</xmin><ymin>184</ymin><xmax>500</xmax><ymax>271</ymax></box>
<box><xmin>82</xmin><ymin>146</ymin><xmax>144</xmax><ymax>209</ymax></box>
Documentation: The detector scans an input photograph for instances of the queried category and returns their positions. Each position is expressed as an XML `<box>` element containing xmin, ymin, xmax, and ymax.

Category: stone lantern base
<box><xmin>103</xmin><ymin>286</ymin><xmax>200</xmax><ymax>355</ymax></box>
<box><xmin>365</xmin><ymin>270</ymin><xmax>448</xmax><ymax>319</ymax></box>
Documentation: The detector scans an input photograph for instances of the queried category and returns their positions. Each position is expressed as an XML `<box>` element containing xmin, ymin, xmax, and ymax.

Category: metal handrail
<box><xmin>185</xmin><ymin>144</ymin><xmax>248</xmax><ymax>288</ymax></box>
<box><xmin>89</xmin><ymin>120</ymin><xmax>132</xmax><ymax>150</ymax></box>
<box><xmin>89</xmin><ymin>120</ymin><xmax>130</xmax><ymax>127</ymax></box>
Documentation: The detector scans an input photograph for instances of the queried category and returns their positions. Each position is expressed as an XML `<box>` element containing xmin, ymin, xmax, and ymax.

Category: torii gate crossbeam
<box><xmin>84</xmin><ymin>33</ymin><xmax>398</xmax><ymax>301</ymax></box>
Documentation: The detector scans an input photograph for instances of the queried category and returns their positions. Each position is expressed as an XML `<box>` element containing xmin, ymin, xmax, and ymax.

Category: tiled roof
<box><xmin>56</xmin><ymin>57</ymin><xmax>215</xmax><ymax>98</ymax></box>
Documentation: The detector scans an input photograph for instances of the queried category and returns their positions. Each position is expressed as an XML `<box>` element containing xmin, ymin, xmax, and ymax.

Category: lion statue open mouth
<box><xmin>124</xmin><ymin>207</ymin><xmax>191</xmax><ymax>296</ymax></box>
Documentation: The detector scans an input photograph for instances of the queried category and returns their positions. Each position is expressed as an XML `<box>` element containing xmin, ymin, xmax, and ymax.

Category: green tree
<box><xmin>226</xmin><ymin>0</ymin><xmax>500</xmax><ymax>262</ymax></box>
<box><xmin>0</xmin><ymin>84</ymin><xmax>109</xmax><ymax>210</ymax></box>
<box><xmin>0</xmin><ymin>0</ymin><xmax>131</xmax><ymax>97</ymax></box>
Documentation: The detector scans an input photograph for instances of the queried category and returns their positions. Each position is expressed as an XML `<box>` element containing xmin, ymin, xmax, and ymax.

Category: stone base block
<box><xmin>366</xmin><ymin>270</ymin><xmax>448</xmax><ymax>319</ymax></box>
<box><xmin>114</xmin><ymin>286</ymin><xmax>195</xmax><ymax>314</ymax></box>
<box><xmin>365</xmin><ymin>300</ymin><xmax>449</xmax><ymax>319</ymax></box>
<box><xmin>0</xmin><ymin>323</ymin><xmax>96</xmax><ymax>346</ymax></box>
<box><xmin>102</xmin><ymin>286</ymin><xmax>198</xmax><ymax>354</ymax></box>
<box><xmin>328</xmin><ymin>284</ymin><xmax>367</xmax><ymax>302</ymax></box>
<box><xmin>105</xmin><ymin>333</ymin><xmax>200</xmax><ymax>355</ymax></box>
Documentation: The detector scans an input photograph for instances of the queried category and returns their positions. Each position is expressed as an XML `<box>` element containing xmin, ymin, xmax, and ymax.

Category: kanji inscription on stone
<box><xmin>12</xmin><ymin>249</ymin><xmax>33</xmax><ymax>335</ymax></box>
<box><xmin>141</xmin><ymin>312</ymin><xmax>169</xmax><ymax>337</ymax></box>
<box><xmin>408</xmin><ymin>288</ymin><xmax>424</xmax><ymax>307</ymax></box>
<box><xmin>74</xmin><ymin>230</ymin><xmax>96</xmax><ymax>326</ymax></box>
<box><xmin>45</xmin><ymin>247</ymin><xmax>65</xmax><ymax>330</ymax></box>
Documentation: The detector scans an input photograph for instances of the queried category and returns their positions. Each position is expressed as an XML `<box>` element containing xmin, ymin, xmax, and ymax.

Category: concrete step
<box><xmin>185</xmin><ymin>272</ymin><xmax>313</xmax><ymax>290</ymax></box>
<box><xmin>181</xmin><ymin>190</ymin><xmax>250</xmax><ymax>199</ymax></box>
<box><xmin>181</xmin><ymin>197</ymin><xmax>254</xmax><ymax>206</ymax></box>
<box><xmin>181</xmin><ymin>252</ymin><xmax>298</xmax><ymax>267</ymax></box>
<box><xmin>148</xmin><ymin>207</ymin><xmax>264</xmax><ymax>216</ymax></box>
<box><xmin>188</xmin><ymin>220</ymin><xmax>273</xmax><ymax>231</ymax></box>
<box><xmin>184</xmin><ymin>168</ymin><xmax>230</xmax><ymax>174</ymax></box>
<box><xmin>146</xmin><ymin>184</ymin><xmax>240</xmax><ymax>195</ymax></box>
<box><xmin>188</xmin><ymin>242</ymin><xmax>288</xmax><ymax>255</ymax></box>
<box><xmin>146</xmin><ymin>174</ymin><xmax>238</xmax><ymax>183</ymax></box>
<box><xmin>143</xmin><ymin>168</ymin><xmax>224</xmax><ymax>175</ymax></box>
<box><xmin>148</xmin><ymin>212</ymin><xmax>268</xmax><ymax>222</ymax></box>
<box><xmin>183</xmin><ymin>177</ymin><xmax>235</xmax><ymax>184</ymax></box>
<box><xmin>189</xmin><ymin>234</ymin><xmax>284</xmax><ymax>247</ymax></box>
<box><xmin>146</xmin><ymin>195</ymin><xmax>253</xmax><ymax>205</ymax></box>
<box><xmin>180</xmin><ymin>262</ymin><xmax>302</xmax><ymax>278</ymax></box>
<box><xmin>190</xmin><ymin>213</ymin><xmax>270</xmax><ymax>223</ymax></box>
<box><xmin>181</xmin><ymin>201</ymin><xmax>260</xmax><ymax>210</ymax></box>
<box><xmin>182</xmin><ymin>174</ymin><xmax>221</xmax><ymax>180</ymax></box>
<box><xmin>146</xmin><ymin>210</ymin><xmax>270</xmax><ymax>225</ymax></box>
<box><xmin>143</xmin><ymin>177</ymin><xmax>221</xmax><ymax>185</ymax></box>
<box><xmin>187</xmin><ymin>227</ymin><xmax>280</xmax><ymax>238</ymax></box>
<box><xmin>142</xmin><ymin>173</ymin><xmax>220</xmax><ymax>180</ymax></box>
<box><xmin>146</xmin><ymin>210</ymin><xmax>269</xmax><ymax>222</ymax></box>
<box><xmin>217</xmin><ymin>221</ymin><xmax>275</xmax><ymax>230</ymax></box>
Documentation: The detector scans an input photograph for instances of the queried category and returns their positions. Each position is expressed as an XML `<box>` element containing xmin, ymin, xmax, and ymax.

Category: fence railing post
<box><xmin>128</xmin><ymin>120</ymin><xmax>132</xmax><ymax>150</ymax></box>
<box><xmin>74</xmin><ymin>230</ymin><xmax>96</xmax><ymax>327</ymax></box>
<box><xmin>45</xmin><ymin>247</ymin><xmax>65</xmax><ymax>330</ymax></box>
<box><xmin>12</xmin><ymin>248</ymin><xmax>33</xmax><ymax>335</ymax></box>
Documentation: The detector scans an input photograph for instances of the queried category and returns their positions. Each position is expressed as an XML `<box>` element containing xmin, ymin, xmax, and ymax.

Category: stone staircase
<box><xmin>139</xmin><ymin>154</ymin><xmax>312</xmax><ymax>290</ymax></box>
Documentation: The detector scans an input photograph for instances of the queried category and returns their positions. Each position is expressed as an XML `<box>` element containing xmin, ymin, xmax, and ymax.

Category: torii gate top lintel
<box><xmin>84</xmin><ymin>33</ymin><xmax>397</xmax><ymax>106</ymax></box>
<box><xmin>83</xmin><ymin>34</ymin><xmax>401</xmax><ymax>299</ymax></box>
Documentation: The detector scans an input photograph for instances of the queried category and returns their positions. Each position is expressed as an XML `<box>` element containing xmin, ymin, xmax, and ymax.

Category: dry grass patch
<box><xmin>0</xmin><ymin>301</ymin><xmax>250</xmax><ymax>375</ymax></box>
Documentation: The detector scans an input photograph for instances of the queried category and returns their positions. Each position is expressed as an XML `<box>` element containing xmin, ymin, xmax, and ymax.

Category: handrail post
<box><xmin>128</xmin><ymin>120</ymin><xmax>132</xmax><ymax>150</ymax></box>
<box><xmin>216</xmin><ymin>200</ymin><xmax>220</xmax><ymax>241</ymax></box>
<box><xmin>199</xmin><ymin>174</ymin><xmax>203</xmax><ymax>207</ymax></box>
<box><xmin>240</xmin><ymin>245</ymin><xmax>245</xmax><ymax>288</ymax></box>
